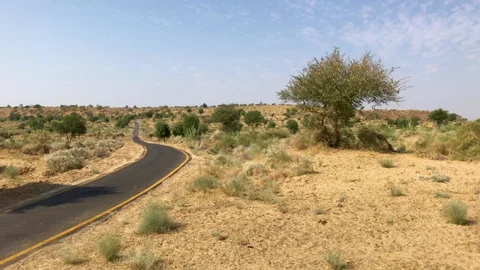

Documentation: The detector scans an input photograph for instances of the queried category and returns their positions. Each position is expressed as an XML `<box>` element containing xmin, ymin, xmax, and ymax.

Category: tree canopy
<box><xmin>278</xmin><ymin>48</ymin><xmax>406</xmax><ymax>147</ymax></box>
<box><xmin>53</xmin><ymin>113</ymin><xmax>87</xmax><ymax>142</ymax></box>
<box><xmin>244</xmin><ymin>110</ymin><xmax>265</xmax><ymax>130</ymax></box>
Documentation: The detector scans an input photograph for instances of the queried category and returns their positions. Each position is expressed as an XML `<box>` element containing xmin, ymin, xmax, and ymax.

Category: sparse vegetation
<box><xmin>431</xmin><ymin>173</ymin><xmax>450</xmax><ymax>183</ymax></box>
<box><xmin>434</xmin><ymin>191</ymin><xmax>450</xmax><ymax>199</ymax></box>
<box><xmin>138</xmin><ymin>203</ymin><xmax>176</xmax><ymax>234</ymax></box>
<box><xmin>324</xmin><ymin>250</ymin><xmax>347</xmax><ymax>270</ymax></box>
<box><xmin>379</xmin><ymin>159</ymin><xmax>394</xmax><ymax>168</ymax></box>
<box><xmin>442</xmin><ymin>201</ymin><xmax>468</xmax><ymax>225</ymax></box>
<box><xmin>131</xmin><ymin>251</ymin><xmax>158</xmax><ymax>270</ymax></box>
<box><xmin>191</xmin><ymin>176</ymin><xmax>218</xmax><ymax>192</ymax></box>
<box><xmin>286</xmin><ymin>119</ymin><xmax>299</xmax><ymax>134</ymax></box>
<box><xmin>60</xmin><ymin>249</ymin><xmax>86</xmax><ymax>265</ymax></box>
<box><xmin>211</xmin><ymin>231</ymin><xmax>228</xmax><ymax>241</ymax></box>
<box><xmin>97</xmin><ymin>234</ymin><xmax>121</xmax><ymax>261</ymax></box>
<box><xmin>389</xmin><ymin>185</ymin><xmax>405</xmax><ymax>197</ymax></box>
<box><xmin>2</xmin><ymin>166</ymin><xmax>18</xmax><ymax>179</ymax></box>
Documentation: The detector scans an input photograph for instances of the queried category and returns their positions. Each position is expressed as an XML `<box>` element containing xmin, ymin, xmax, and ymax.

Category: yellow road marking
<box><xmin>0</xmin><ymin>144</ymin><xmax>189</xmax><ymax>266</ymax></box>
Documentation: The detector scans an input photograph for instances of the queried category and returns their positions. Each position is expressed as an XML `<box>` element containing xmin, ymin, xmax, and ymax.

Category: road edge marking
<box><xmin>0</xmin><ymin>144</ymin><xmax>190</xmax><ymax>266</ymax></box>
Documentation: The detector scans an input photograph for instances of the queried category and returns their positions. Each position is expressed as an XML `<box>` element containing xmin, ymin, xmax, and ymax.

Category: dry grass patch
<box><xmin>389</xmin><ymin>184</ymin><xmax>405</xmax><ymax>197</ymax></box>
<box><xmin>138</xmin><ymin>203</ymin><xmax>176</xmax><ymax>234</ymax></box>
<box><xmin>379</xmin><ymin>159</ymin><xmax>395</xmax><ymax>168</ymax></box>
<box><xmin>442</xmin><ymin>200</ymin><xmax>468</xmax><ymax>225</ymax></box>
<box><xmin>2</xmin><ymin>166</ymin><xmax>18</xmax><ymax>179</ymax></box>
<box><xmin>60</xmin><ymin>249</ymin><xmax>87</xmax><ymax>265</ymax></box>
<box><xmin>97</xmin><ymin>234</ymin><xmax>121</xmax><ymax>261</ymax></box>
<box><xmin>131</xmin><ymin>251</ymin><xmax>159</xmax><ymax>270</ymax></box>
<box><xmin>190</xmin><ymin>176</ymin><xmax>219</xmax><ymax>193</ymax></box>
<box><xmin>293</xmin><ymin>157</ymin><xmax>315</xmax><ymax>176</ymax></box>
<box><xmin>434</xmin><ymin>191</ymin><xmax>450</xmax><ymax>199</ymax></box>
<box><xmin>324</xmin><ymin>250</ymin><xmax>347</xmax><ymax>270</ymax></box>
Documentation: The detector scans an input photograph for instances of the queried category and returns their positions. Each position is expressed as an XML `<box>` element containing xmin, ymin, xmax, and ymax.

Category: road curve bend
<box><xmin>0</xmin><ymin>122</ymin><xmax>190</xmax><ymax>266</ymax></box>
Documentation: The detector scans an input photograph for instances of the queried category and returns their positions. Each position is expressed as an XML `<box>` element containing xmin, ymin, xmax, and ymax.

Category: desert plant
<box><xmin>314</xmin><ymin>208</ymin><xmax>324</xmax><ymax>215</ymax></box>
<box><xmin>267</xmin><ymin>121</ymin><xmax>276</xmax><ymax>129</ymax></box>
<box><xmin>172</xmin><ymin>122</ymin><xmax>184</xmax><ymax>136</ymax></box>
<box><xmin>97</xmin><ymin>234</ymin><xmax>121</xmax><ymax>261</ymax></box>
<box><xmin>379</xmin><ymin>159</ymin><xmax>394</xmax><ymax>168</ymax></box>
<box><xmin>2</xmin><ymin>166</ymin><xmax>18</xmax><ymax>179</ymax></box>
<box><xmin>138</xmin><ymin>203</ymin><xmax>175</xmax><ymax>234</ymax></box>
<box><xmin>60</xmin><ymin>249</ymin><xmax>86</xmax><ymax>265</ymax></box>
<box><xmin>324</xmin><ymin>250</ymin><xmax>347</xmax><ymax>270</ymax></box>
<box><xmin>265</xmin><ymin>144</ymin><xmax>292</xmax><ymax>166</ymax></box>
<box><xmin>223</xmin><ymin>175</ymin><xmax>248</xmax><ymax>197</ymax></box>
<box><xmin>286</xmin><ymin>119</ymin><xmax>299</xmax><ymax>134</ymax></box>
<box><xmin>210</xmin><ymin>231</ymin><xmax>228</xmax><ymax>241</ymax></box>
<box><xmin>210</xmin><ymin>104</ymin><xmax>243</xmax><ymax>133</ymax></box>
<box><xmin>442</xmin><ymin>200</ymin><xmax>468</xmax><ymax>225</ymax></box>
<box><xmin>44</xmin><ymin>147</ymin><xmax>88</xmax><ymax>173</ymax></box>
<box><xmin>53</xmin><ymin>113</ymin><xmax>87</xmax><ymax>142</ymax></box>
<box><xmin>155</xmin><ymin>121</ymin><xmax>171</xmax><ymax>141</ymax></box>
<box><xmin>191</xmin><ymin>176</ymin><xmax>218</xmax><ymax>192</ymax></box>
<box><xmin>293</xmin><ymin>157</ymin><xmax>315</xmax><ymax>176</ymax></box>
<box><xmin>131</xmin><ymin>251</ymin><xmax>158</xmax><ymax>270</ymax></box>
<box><xmin>244</xmin><ymin>110</ymin><xmax>265</xmax><ymax>130</ymax></box>
<box><xmin>434</xmin><ymin>191</ymin><xmax>450</xmax><ymax>199</ymax></box>
<box><xmin>431</xmin><ymin>173</ymin><xmax>450</xmax><ymax>183</ymax></box>
<box><xmin>279</xmin><ymin>48</ymin><xmax>404</xmax><ymax>148</ymax></box>
<box><xmin>429</xmin><ymin>108</ymin><xmax>450</xmax><ymax>125</ymax></box>
<box><xmin>389</xmin><ymin>185</ymin><xmax>405</xmax><ymax>197</ymax></box>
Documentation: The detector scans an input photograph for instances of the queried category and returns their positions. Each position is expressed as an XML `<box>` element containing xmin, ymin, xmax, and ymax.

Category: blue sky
<box><xmin>1</xmin><ymin>0</ymin><xmax>479</xmax><ymax>118</ymax></box>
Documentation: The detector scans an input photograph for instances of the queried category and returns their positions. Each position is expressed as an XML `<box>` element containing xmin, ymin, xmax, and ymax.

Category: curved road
<box><xmin>0</xmin><ymin>122</ymin><xmax>189</xmax><ymax>266</ymax></box>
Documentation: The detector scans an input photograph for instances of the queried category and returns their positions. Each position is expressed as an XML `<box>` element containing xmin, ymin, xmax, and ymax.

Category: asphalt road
<box><xmin>0</xmin><ymin>122</ymin><xmax>189</xmax><ymax>266</ymax></box>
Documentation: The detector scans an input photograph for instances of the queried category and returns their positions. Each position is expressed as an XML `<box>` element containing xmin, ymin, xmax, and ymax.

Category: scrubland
<box><xmin>2</xmin><ymin>104</ymin><xmax>480</xmax><ymax>269</ymax></box>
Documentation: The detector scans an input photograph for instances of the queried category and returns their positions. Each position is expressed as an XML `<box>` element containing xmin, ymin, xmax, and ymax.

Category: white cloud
<box><xmin>301</xmin><ymin>26</ymin><xmax>320</xmax><ymax>42</ymax></box>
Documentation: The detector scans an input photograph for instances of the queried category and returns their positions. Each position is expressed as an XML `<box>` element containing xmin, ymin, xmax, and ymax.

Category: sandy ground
<box><xmin>0</xmin><ymin>138</ymin><xmax>144</xmax><ymax>209</ymax></box>
<box><xmin>7</xmin><ymin>140</ymin><xmax>480</xmax><ymax>270</ymax></box>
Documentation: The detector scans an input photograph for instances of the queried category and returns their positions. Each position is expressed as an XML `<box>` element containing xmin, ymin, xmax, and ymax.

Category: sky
<box><xmin>0</xmin><ymin>0</ymin><xmax>479</xmax><ymax>119</ymax></box>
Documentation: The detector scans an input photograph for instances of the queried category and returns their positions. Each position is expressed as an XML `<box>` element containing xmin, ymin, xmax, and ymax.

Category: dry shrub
<box><xmin>356</xmin><ymin>127</ymin><xmax>394</xmax><ymax>152</ymax></box>
<box><xmin>60</xmin><ymin>249</ymin><xmax>86</xmax><ymax>265</ymax></box>
<box><xmin>2</xmin><ymin>166</ymin><xmax>18</xmax><ymax>179</ymax></box>
<box><xmin>190</xmin><ymin>176</ymin><xmax>218</xmax><ymax>193</ymax></box>
<box><xmin>44</xmin><ymin>147</ymin><xmax>91</xmax><ymax>173</ymax></box>
<box><xmin>222</xmin><ymin>175</ymin><xmax>249</xmax><ymax>197</ymax></box>
<box><xmin>324</xmin><ymin>250</ymin><xmax>347</xmax><ymax>270</ymax></box>
<box><xmin>442</xmin><ymin>200</ymin><xmax>468</xmax><ymax>225</ymax></box>
<box><xmin>292</xmin><ymin>134</ymin><xmax>310</xmax><ymax>150</ymax></box>
<box><xmin>131</xmin><ymin>251</ymin><xmax>158</xmax><ymax>270</ymax></box>
<box><xmin>293</xmin><ymin>157</ymin><xmax>315</xmax><ymax>176</ymax></box>
<box><xmin>265</xmin><ymin>143</ymin><xmax>292</xmax><ymax>167</ymax></box>
<box><xmin>22</xmin><ymin>143</ymin><xmax>50</xmax><ymax>155</ymax></box>
<box><xmin>451</xmin><ymin>122</ymin><xmax>480</xmax><ymax>160</ymax></box>
<box><xmin>244</xmin><ymin>163</ymin><xmax>269</xmax><ymax>177</ymax></box>
<box><xmin>49</xmin><ymin>141</ymin><xmax>69</xmax><ymax>153</ymax></box>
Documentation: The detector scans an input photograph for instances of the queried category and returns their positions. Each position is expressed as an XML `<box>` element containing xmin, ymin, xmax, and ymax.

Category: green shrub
<box><xmin>155</xmin><ymin>121</ymin><xmax>171</xmax><ymax>141</ymax></box>
<box><xmin>97</xmin><ymin>234</ymin><xmax>121</xmax><ymax>261</ymax></box>
<box><xmin>2</xmin><ymin>166</ymin><xmax>18</xmax><ymax>179</ymax></box>
<box><xmin>286</xmin><ymin>120</ymin><xmax>299</xmax><ymax>134</ymax></box>
<box><xmin>172</xmin><ymin>122</ymin><xmax>184</xmax><ymax>136</ymax></box>
<box><xmin>324</xmin><ymin>250</ymin><xmax>347</xmax><ymax>270</ymax></box>
<box><xmin>356</xmin><ymin>127</ymin><xmax>394</xmax><ymax>152</ymax></box>
<box><xmin>182</xmin><ymin>114</ymin><xmax>200</xmax><ymax>137</ymax></box>
<box><xmin>379</xmin><ymin>159</ymin><xmax>394</xmax><ymax>168</ymax></box>
<box><xmin>138</xmin><ymin>203</ymin><xmax>175</xmax><ymax>234</ymax></box>
<box><xmin>442</xmin><ymin>201</ymin><xmax>468</xmax><ymax>225</ymax></box>
<box><xmin>198</xmin><ymin>108</ymin><xmax>204</xmax><ymax>114</ymax></box>
<box><xmin>267</xmin><ymin>121</ymin><xmax>276</xmax><ymax>129</ymax></box>
<box><xmin>210</xmin><ymin>105</ymin><xmax>243</xmax><ymax>133</ymax></box>
<box><xmin>213</xmin><ymin>133</ymin><xmax>237</xmax><ymax>153</ymax></box>
<box><xmin>191</xmin><ymin>176</ymin><xmax>218</xmax><ymax>192</ymax></box>
<box><xmin>244</xmin><ymin>110</ymin><xmax>265</xmax><ymax>130</ymax></box>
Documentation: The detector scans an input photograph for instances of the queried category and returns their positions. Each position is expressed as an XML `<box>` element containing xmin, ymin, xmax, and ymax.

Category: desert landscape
<box><xmin>1</xmin><ymin>103</ymin><xmax>479</xmax><ymax>270</ymax></box>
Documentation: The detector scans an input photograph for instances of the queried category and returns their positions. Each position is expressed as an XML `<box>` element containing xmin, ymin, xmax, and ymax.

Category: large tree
<box><xmin>53</xmin><ymin>113</ymin><xmax>87</xmax><ymax>142</ymax></box>
<box><xmin>278</xmin><ymin>48</ymin><xmax>405</xmax><ymax>147</ymax></box>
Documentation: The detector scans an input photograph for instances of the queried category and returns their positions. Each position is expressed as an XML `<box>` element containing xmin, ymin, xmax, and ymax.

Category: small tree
<box><xmin>182</xmin><ymin>114</ymin><xmax>200</xmax><ymax>137</ymax></box>
<box><xmin>172</xmin><ymin>122</ymin><xmax>184</xmax><ymax>136</ymax></box>
<box><xmin>211</xmin><ymin>105</ymin><xmax>243</xmax><ymax>133</ymax></box>
<box><xmin>198</xmin><ymin>108</ymin><xmax>204</xmax><ymax>114</ymax></box>
<box><xmin>201</xmin><ymin>103</ymin><xmax>208</xmax><ymax>108</ymax></box>
<box><xmin>286</xmin><ymin>120</ymin><xmax>299</xmax><ymax>134</ymax></box>
<box><xmin>155</xmin><ymin>121</ymin><xmax>171</xmax><ymax>142</ymax></box>
<box><xmin>244</xmin><ymin>110</ymin><xmax>265</xmax><ymax>130</ymax></box>
<box><xmin>278</xmin><ymin>48</ymin><xmax>405</xmax><ymax>147</ymax></box>
<box><xmin>428</xmin><ymin>109</ymin><xmax>449</xmax><ymax>126</ymax></box>
<box><xmin>53</xmin><ymin>113</ymin><xmax>87</xmax><ymax>142</ymax></box>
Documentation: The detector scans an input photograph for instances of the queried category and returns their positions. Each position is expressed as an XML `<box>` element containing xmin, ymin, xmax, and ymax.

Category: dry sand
<box><xmin>6</xmin><ymin>141</ymin><xmax>480</xmax><ymax>269</ymax></box>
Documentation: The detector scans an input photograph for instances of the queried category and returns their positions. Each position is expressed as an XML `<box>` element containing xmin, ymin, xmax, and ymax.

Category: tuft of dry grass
<box><xmin>131</xmin><ymin>251</ymin><xmax>159</xmax><ymax>270</ymax></box>
<box><xmin>60</xmin><ymin>249</ymin><xmax>87</xmax><ymax>265</ymax></box>
<box><xmin>389</xmin><ymin>185</ymin><xmax>405</xmax><ymax>197</ymax></box>
<box><xmin>293</xmin><ymin>157</ymin><xmax>315</xmax><ymax>176</ymax></box>
<box><xmin>97</xmin><ymin>234</ymin><xmax>121</xmax><ymax>261</ymax></box>
<box><xmin>190</xmin><ymin>176</ymin><xmax>219</xmax><ymax>193</ymax></box>
<box><xmin>434</xmin><ymin>191</ymin><xmax>450</xmax><ymax>199</ymax></box>
<box><xmin>324</xmin><ymin>250</ymin><xmax>347</xmax><ymax>270</ymax></box>
<box><xmin>138</xmin><ymin>203</ymin><xmax>176</xmax><ymax>234</ymax></box>
<box><xmin>442</xmin><ymin>200</ymin><xmax>468</xmax><ymax>225</ymax></box>
<box><xmin>2</xmin><ymin>166</ymin><xmax>18</xmax><ymax>179</ymax></box>
<box><xmin>379</xmin><ymin>159</ymin><xmax>395</xmax><ymax>168</ymax></box>
<box><xmin>210</xmin><ymin>231</ymin><xmax>228</xmax><ymax>241</ymax></box>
